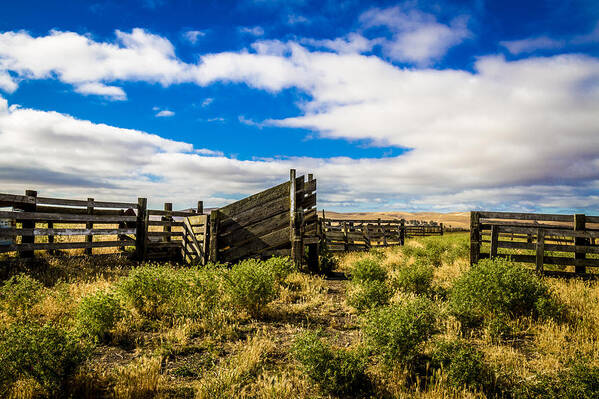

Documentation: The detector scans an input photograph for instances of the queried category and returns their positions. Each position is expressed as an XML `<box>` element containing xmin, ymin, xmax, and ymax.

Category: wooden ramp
<box><xmin>208</xmin><ymin>170</ymin><xmax>317</xmax><ymax>268</ymax></box>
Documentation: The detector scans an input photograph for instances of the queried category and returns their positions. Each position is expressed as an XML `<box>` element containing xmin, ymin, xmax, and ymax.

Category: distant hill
<box><xmin>320</xmin><ymin>211</ymin><xmax>470</xmax><ymax>230</ymax></box>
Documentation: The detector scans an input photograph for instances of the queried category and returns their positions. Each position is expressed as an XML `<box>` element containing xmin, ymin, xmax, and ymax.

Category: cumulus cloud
<box><xmin>360</xmin><ymin>5</ymin><xmax>470</xmax><ymax>65</ymax></box>
<box><xmin>1</xmin><ymin>20</ymin><xmax>598</xmax><ymax>211</ymax></box>
<box><xmin>74</xmin><ymin>82</ymin><xmax>127</xmax><ymax>100</ymax></box>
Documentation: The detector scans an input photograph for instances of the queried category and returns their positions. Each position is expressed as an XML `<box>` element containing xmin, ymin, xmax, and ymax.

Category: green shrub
<box><xmin>263</xmin><ymin>256</ymin><xmax>295</xmax><ymax>283</ymax></box>
<box><xmin>515</xmin><ymin>357</ymin><xmax>599</xmax><ymax>399</ymax></box>
<box><xmin>117</xmin><ymin>264</ymin><xmax>187</xmax><ymax>319</ymax></box>
<box><xmin>318</xmin><ymin>251</ymin><xmax>337</xmax><ymax>275</ymax></box>
<box><xmin>184</xmin><ymin>266</ymin><xmax>223</xmax><ymax>317</ymax></box>
<box><xmin>293</xmin><ymin>330</ymin><xmax>369</xmax><ymax>396</ymax></box>
<box><xmin>225</xmin><ymin>259</ymin><xmax>277</xmax><ymax>316</ymax></box>
<box><xmin>75</xmin><ymin>289</ymin><xmax>123</xmax><ymax>343</ymax></box>
<box><xmin>349</xmin><ymin>256</ymin><xmax>387</xmax><ymax>283</ymax></box>
<box><xmin>449</xmin><ymin>258</ymin><xmax>560</xmax><ymax>328</ymax></box>
<box><xmin>363</xmin><ymin>297</ymin><xmax>436</xmax><ymax>367</ymax></box>
<box><xmin>0</xmin><ymin>323</ymin><xmax>87</xmax><ymax>396</ymax></box>
<box><xmin>347</xmin><ymin>280</ymin><xmax>390</xmax><ymax>312</ymax></box>
<box><xmin>431</xmin><ymin>339</ymin><xmax>491</xmax><ymax>390</ymax></box>
<box><xmin>393</xmin><ymin>261</ymin><xmax>434</xmax><ymax>296</ymax></box>
<box><xmin>0</xmin><ymin>274</ymin><xmax>44</xmax><ymax>318</ymax></box>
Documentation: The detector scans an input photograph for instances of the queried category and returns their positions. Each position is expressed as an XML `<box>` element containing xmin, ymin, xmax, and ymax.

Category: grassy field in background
<box><xmin>1</xmin><ymin>232</ymin><xmax>599</xmax><ymax>398</ymax></box>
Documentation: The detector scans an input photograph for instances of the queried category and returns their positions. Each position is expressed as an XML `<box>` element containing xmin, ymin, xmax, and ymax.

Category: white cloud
<box><xmin>201</xmin><ymin>97</ymin><xmax>213</xmax><ymax>107</ymax></box>
<box><xmin>239</xmin><ymin>26</ymin><xmax>265</xmax><ymax>36</ymax></box>
<box><xmin>302</xmin><ymin>33</ymin><xmax>377</xmax><ymax>54</ymax></box>
<box><xmin>500</xmin><ymin>36</ymin><xmax>565</xmax><ymax>54</ymax></box>
<box><xmin>155</xmin><ymin>109</ymin><xmax>174</xmax><ymax>117</ymax></box>
<box><xmin>195</xmin><ymin>148</ymin><xmax>224</xmax><ymax>156</ymax></box>
<box><xmin>74</xmin><ymin>82</ymin><xmax>127</xmax><ymax>100</ymax></box>
<box><xmin>1</xmin><ymin>25</ymin><xmax>598</xmax><ymax>211</ymax></box>
<box><xmin>501</xmin><ymin>22</ymin><xmax>599</xmax><ymax>55</ymax></box>
<box><xmin>183</xmin><ymin>30</ymin><xmax>206</xmax><ymax>45</ymax></box>
<box><xmin>360</xmin><ymin>6</ymin><xmax>470</xmax><ymax>65</ymax></box>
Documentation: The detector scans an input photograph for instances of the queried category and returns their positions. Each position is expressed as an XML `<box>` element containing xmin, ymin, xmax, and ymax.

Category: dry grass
<box><xmin>2</xmin><ymin>232</ymin><xmax>599</xmax><ymax>398</ymax></box>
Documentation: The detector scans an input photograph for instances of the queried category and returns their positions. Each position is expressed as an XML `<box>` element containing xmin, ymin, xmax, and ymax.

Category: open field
<box><xmin>2</xmin><ymin>232</ymin><xmax>599</xmax><ymax>398</ymax></box>
<box><xmin>323</xmin><ymin>211</ymin><xmax>471</xmax><ymax>230</ymax></box>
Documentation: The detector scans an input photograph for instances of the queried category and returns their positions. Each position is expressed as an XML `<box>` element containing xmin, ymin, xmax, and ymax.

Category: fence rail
<box><xmin>470</xmin><ymin>211</ymin><xmax>599</xmax><ymax>277</ymax></box>
<box><xmin>321</xmin><ymin>217</ymin><xmax>443</xmax><ymax>252</ymax></box>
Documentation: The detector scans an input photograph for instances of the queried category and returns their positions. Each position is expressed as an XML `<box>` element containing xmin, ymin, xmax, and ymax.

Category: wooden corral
<box><xmin>0</xmin><ymin>170</ymin><xmax>318</xmax><ymax>270</ymax></box>
<box><xmin>471</xmin><ymin>211</ymin><xmax>599</xmax><ymax>278</ymax></box>
<box><xmin>321</xmin><ymin>216</ymin><xmax>443</xmax><ymax>252</ymax></box>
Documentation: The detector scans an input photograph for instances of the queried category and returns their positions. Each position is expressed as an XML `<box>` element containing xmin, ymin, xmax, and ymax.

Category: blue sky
<box><xmin>0</xmin><ymin>0</ymin><xmax>598</xmax><ymax>212</ymax></box>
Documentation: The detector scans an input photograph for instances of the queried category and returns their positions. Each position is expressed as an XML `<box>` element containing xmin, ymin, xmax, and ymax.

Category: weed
<box><xmin>225</xmin><ymin>259</ymin><xmax>277</xmax><ymax>317</ymax></box>
<box><xmin>363</xmin><ymin>297</ymin><xmax>437</xmax><ymax>367</ymax></box>
<box><xmin>392</xmin><ymin>260</ymin><xmax>434</xmax><ymax>296</ymax></box>
<box><xmin>293</xmin><ymin>330</ymin><xmax>369</xmax><ymax>396</ymax></box>
<box><xmin>347</xmin><ymin>279</ymin><xmax>390</xmax><ymax>312</ymax></box>
<box><xmin>0</xmin><ymin>274</ymin><xmax>44</xmax><ymax>318</ymax></box>
<box><xmin>349</xmin><ymin>256</ymin><xmax>387</xmax><ymax>283</ymax></box>
<box><xmin>75</xmin><ymin>289</ymin><xmax>124</xmax><ymax>343</ymax></box>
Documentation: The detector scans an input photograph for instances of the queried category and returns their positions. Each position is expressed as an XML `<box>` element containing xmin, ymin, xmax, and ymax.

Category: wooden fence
<box><xmin>208</xmin><ymin>170</ymin><xmax>318</xmax><ymax>270</ymax></box>
<box><xmin>470</xmin><ymin>211</ymin><xmax>599</xmax><ymax>277</ymax></box>
<box><xmin>321</xmin><ymin>217</ymin><xmax>443</xmax><ymax>252</ymax></box>
<box><xmin>0</xmin><ymin>190</ymin><xmax>140</xmax><ymax>259</ymax></box>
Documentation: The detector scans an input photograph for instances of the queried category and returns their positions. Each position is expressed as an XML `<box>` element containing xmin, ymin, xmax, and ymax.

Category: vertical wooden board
<box><xmin>470</xmin><ymin>211</ymin><xmax>480</xmax><ymax>266</ymax></box>
<box><xmin>209</xmin><ymin>210</ymin><xmax>219</xmax><ymax>263</ymax></box>
<box><xmin>536</xmin><ymin>229</ymin><xmax>545</xmax><ymax>274</ymax></box>
<box><xmin>490</xmin><ymin>225</ymin><xmax>499</xmax><ymax>259</ymax></box>
<box><xmin>574</xmin><ymin>214</ymin><xmax>587</xmax><ymax>275</ymax></box>
<box><xmin>135</xmin><ymin>197</ymin><xmax>147</xmax><ymax>261</ymax></box>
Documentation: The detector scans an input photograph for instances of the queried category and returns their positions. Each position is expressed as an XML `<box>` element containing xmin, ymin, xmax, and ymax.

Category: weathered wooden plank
<box><xmin>147</xmin><ymin>220</ymin><xmax>184</xmax><ymax>227</ymax></box>
<box><xmin>4</xmin><ymin>240</ymin><xmax>132</xmax><ymax>251</ymax></box>
<box><xmin>479</xmin><ymin>219</ymin><xmax>571</xmax><ymax>229</ymax></box>
<box><xmin>36</xmin><ymin>197</ymin><xmax>137</xmax><ymax>209</ymax></box>
<box><xmin>484</xmin><ymin>225</ymin><xmax>599</xmax><ymax>239</ymax></box>
<box><xmin>147</xmin><ymin>241</ymin><xmax>181</xmax><ymax>249</ymax></box>
<box><xmin>218</xmin><ymin>210</ymin><xmax>289</xmax><ymax>248</ymax></box>
<box><xmin>147</xmin><ymin>231</ymin><xmax>184</xmax><ymax>237</ymax></box>
<box><xmin>218</xmin><ymin>179</ymin><xmax>293</xmax><ymax>218</ymax></box>
<box><xmin>184</xmin><ymin>217</ymin><xmax>203</xmax><ymax>259</ymax></box>
<box><xmin>302</xmin><ymin>193</ymin><xmax>316</xmax><ymax>210</ymax></box>
<box><xmin>0</xmin><ymin>193</ymin><xmax>36</xmax><ymax>205</ymax></box>
<box><xmin>4</xmin><ymin>228</ymin><xmax>136</xmax><ymax>237</ymax></box>
<box><xmin>219</xmin><ymin>196</ymin><xmax>290</xmax><ymax>233</ymax></box>
<box><xmin>325</xmin><ymin>231</ymin><xmax>346</xmax><ymax>241</ymax></box>
<box><xmin>480</xmin><ymin>253</ymin><xmax>599</xmax><ymax>267</ymax></box>
<box><xmin>147</xmin><ymin>209</ymin><xmax>197</xmax><ymax>217</ymax></box>
<box><xmin>478</xmin><ymin>211</ymin><xmax>572</xmax><ymax>222</ymax></box>
<box><xmin>0</xmin><ymin>210</ymin><xmax>136</xmax><ymax>223</ymax></box>
<box><xmin>219</xmin><ymin>226</ymin><xmax>291</xmax><ymax>262</ymax></box>
<box><xmin>35</xmin><ymin>205</ymin><xmax>125</xmax><ymax>216</ymax></box>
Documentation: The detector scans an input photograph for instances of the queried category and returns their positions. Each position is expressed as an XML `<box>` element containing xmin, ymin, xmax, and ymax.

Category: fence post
<box><xmin>490</xmin><ymin>225</ymin><xmax>499</xmax><ymax>259</ymax></box>
<box><xmin>470</xmin><ymin>211</ymin><xmax>480</xmax><ymax>266</ymax></box>
<box><xmin>209</xmin><ymin>210</ymin><xmax>219</xmax><ymax>263</ymax></box>
<box><xmin>197</xmin><ymin>201</ymin><xmax>203</xmax><ymax>215</ymax></box>
<box><xmin>289</xmin><ymin>169</ymin><xmax>303</xmax><ymax>268</ymax></box>
<box><xmin>343</xmin><ymin>222</ymin><xmax>348</xmax><ymax>251</ymax></box>
<box><xmin>574</xmin><ymin>214</ymin><xmax>587</xmax><ymax>275</ymax></box>
<box><xmin>400</xmin><ymin>219</ymin><xmax>405</xmax><ymax>245</ymax></box>
<box><xmin>163</xmin><ymin>203</ymin><xmax>172</xmax><ymax>243</ymax></box>
<box><xmin>135</xmin><ymin>198</ymin><xmax>147</xmax><ymax>261</ymax></box>
<box><xmin>440</xmin><ymin>223</ymin><xmax>444</xmax><ymax>236</ymax></box>
<box><xmin>19</xmin><ymin>190</ymin><xmax>37</xmax><ymax>260</ymax></box>
<box><xmin>85</xmin><ymin>198</ymin><xmax>94</xmax><ymax>255</ymax></box>
<box><xmin>536</xmin><ymin>228</ymin><xmax>545</xmax><ymax>275</ymax></box>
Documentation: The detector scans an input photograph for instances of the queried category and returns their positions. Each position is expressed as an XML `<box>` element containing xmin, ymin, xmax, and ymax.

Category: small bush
<box><xmin>225</xmin><ymin>259</ymin><xmax>277</xmax><ymax>316</ymax></box>
<box><xmin>0</xmin><ymin>274</ymin><xmax>44</xmax><ymax>318</ymax></box>
<box><xmin>0</xmin><ymin>323</ymin><xmax>87</xmax><ymax>396</ymax></box>
<box><xmin>117</xmin><ymin>264</ymin><xmax>187</xmax><ymax>319</ymax></box>
<box><xmin>431</xmin><ymin>339</ymin><xmax>491</xmax><ymax>390</ymax></box>
<box><xmin>347</xmin><ymin>280</ymin><xmax>390</xmax><ymax>312</ymax></box>
<box><xmin>449</xmin><ymin>258</ymin><xmax>560</xmax><ymax>328</ymax></box>
<box><xmin>349</xmin><ymin>256</ymin><xmax>387</xmax><ymax>283</ymax></box>
<box><xmin>75</xmin><ymin>289</ymin><xmax>124</xmax><ymax>343</ymax></box>
<box><xmin>363</xmin><ymin>297</ymin><xmax>436</xmax><ymax>367</ymax></box>
<box><xmin>293</xmin><ymin>330</ymin><xmax>369</xmax><ymax>396</ymax></box>
<box><xmin>515</xmin><ymin>357</ymin><xmax>599</xmax><ymax>399</ymax></box>
<box><xmin>393</xmin><ymin>260</ymin><xmax>434</xmax><ymax>296</ymax></box>
<box><xmin>318</xmin><ymin>251</ymin><xmax>337</xmax><ymax>275</ymax></box>
<box><xmin>263</xmin><ymin>256</ymin><xmax>295</xmax><ymax>283</ymax></box>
